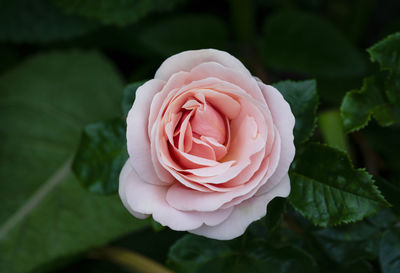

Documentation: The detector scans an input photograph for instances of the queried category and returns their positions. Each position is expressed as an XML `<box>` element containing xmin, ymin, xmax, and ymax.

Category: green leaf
<box><xmin>265</xmin><ymin>197</ymin><xmax>287</xmax><ymax>233</ymax></box>
<box><xmin>0</xmin><ymin>51</ymin><xmax>147</xmax><ymax>273</ymax></box>
<box><xmin>122</xmin><ymin>81</ymin><xmax>147</xmax><ymax>115</ymax></box>
<box><xmin>341</xmin><ymin>76</ymin><xmax>395</xmax><ymax>133</ymax></box>
<box><xmin>168</xmin><ymin>235</ymin><xmax>317</xmax><ymax>273</ymax></box>
<box><xmin>261</xmin><ymin>10</ymin><xmax>366</xmax><ymax>77</ymax></box>
<box><xmin>138</xmin><ymin>14</ymin><xmax>229</xmax><ymax>57</ymax></box>
<box><xmin>289</xmin><ymin>142</ymin><xmax>389</xmax><ymax>227</ymax></box>
<box><xmin>340</xmin><ymin>260</ymin><xmax>374</xmax><ymax>273</ymax></box>
<box><xmin>72</xmin><ymin>118</ymin><xmax>128</xmax><ymax>195</ymax></box>
<box><xmin>375</xmin><ymin>177</ymin><xmax>400</xmax><ymax>213</ymax></box>
<box><xmin>380</xmin><ymin>228</ymin><xmax>400</xmax><ymax>273</ymax></box>
<box><xmin>273</xmin><ymin>79</ymin><xmax>319</xmax><ymax>143</ymax></box>
<box><xmin>0</xmin><ymin>0</ymin><xmax>97</xmax><ymax>43</ymax></box>
<box><xmin>368</xmin><ymin>32</ymin><xmax>400</xmax><ymax>106</ymax></box>
<box><xmin>313</xmin><ymin>221</ymin><xmax>382</xmax><ymax>264</ymax></box>
<box><xmin>53</xmin><ymin>0</ymin><xmax>184</xmax><ymax>26</ymax></box>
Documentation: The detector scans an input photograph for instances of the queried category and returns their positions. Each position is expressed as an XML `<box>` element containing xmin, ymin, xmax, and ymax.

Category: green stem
<box><xmin>89</xmin><ymin>247</ymin><xmax>174</xmax><ymax>273</ymax></box>
<box><xmin>319</xmin><ymin>110</ymin><xmax>349</xmax><ymax>153</ymax></box>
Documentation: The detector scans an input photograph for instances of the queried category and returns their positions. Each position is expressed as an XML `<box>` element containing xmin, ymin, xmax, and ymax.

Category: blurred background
<box><xmin>1</xmin><ymin>0</ymin><xmax>400</xmax><ymax>272</ymax></box>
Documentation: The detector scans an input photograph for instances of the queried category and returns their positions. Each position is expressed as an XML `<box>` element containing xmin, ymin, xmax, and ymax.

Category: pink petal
<box><xmin>165</xmin><ymin>112</ymin><xmax>182</xmax><ymax>145</ymax></box>
<box><xmin>187</xmin><ymin>61</ymin><xmax>266</xmax><ymax>102</ymax></box>
<box><xmin>177</xmin><ymin>111</ymin><xmax>194</xmax><ymax>153</ymax></box>
<box><xmin>127</xmin><ymin>79</ymin><xmax>174</xmax><ymax>185</ymax></box>
<box><xmin>119</xmin><ymin>160</ymin><xmax>234</xmax><ymax>231</ymax></box>
<box><xmin>183</xmin><ymin>160</ymin><xmax>236</xmax><ymax>177</ymax></box>
<box><xmin>190</xmin><ymin>101</ymin><xmax>226</xmax><ymax>144</ymax></box>
<box><xmin>189</xmin><ymin>137</ymin><xmax>216</xmax><ymax>161</ymax></box>
<box><xmin>257</xmin><ymin>83</ymin><xmax>295</xmax><ymax>195</ymax></box>
<box><xmin>155</xmin><ymin>49</ymin><xmax>251</xmax><ymax>81</ymax></box>
<box><xmin>188</xmin><ymin>175</ymin><xmax>290</xmax><ymax>240</ymax></box>
<box><xmin>119</xmin><ymin>159</ymin><xmax>149</xmax><ymax>219</ymax></box>
<box><xmin>171</xmin><ymin>145</ymin><xmax>218</xmax><ymax>169</ymax></box>
<box><xmin>220</xmin><ymin>126</ymin><xmax>281</xmax><ymax>209</ymax></box>
<box><xmin>148</xmin><ymin>71</ymin><xmax>189</xmax><ymax>137</ymax></box>
<box><xmin>201</xmin><ymin>136</ymin><xmax>228</xmax><ymax>161</ymax></box>
<box><xmin>166</xmin><ymin>126</ymin><xmax>281</xmax><ymax>212</ymax></box>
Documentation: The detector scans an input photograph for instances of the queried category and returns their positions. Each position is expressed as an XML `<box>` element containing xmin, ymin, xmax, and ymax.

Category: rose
<box><xmin>119</xmin><ymin>49</ymin><xmax>295</xmax><ymax>240</ymax></box>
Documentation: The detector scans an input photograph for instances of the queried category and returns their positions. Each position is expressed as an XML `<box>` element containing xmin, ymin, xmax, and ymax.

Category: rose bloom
<box><xmin>119</xmin><ymin>49</ymin><xmax>295</xmax><ymax>240</ymax></box>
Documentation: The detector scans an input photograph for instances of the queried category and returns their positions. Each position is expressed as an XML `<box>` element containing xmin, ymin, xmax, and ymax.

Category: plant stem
<box><xmin>319</xmin><ymin>110</ymin><xmax>349</xmax><ymax>153</ymax></box>
<box><xmin>89</xmin><ymin>247</ymin><xmax>174</xmax><ymax>273</ymax></box>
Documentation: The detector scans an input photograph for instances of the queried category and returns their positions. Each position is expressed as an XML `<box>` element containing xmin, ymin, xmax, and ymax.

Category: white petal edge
<box><xmin>188</xmin><ymin>174</ymin><xmax>290</xmax><ymax>240</ymax></box>
<box><xmin>154</xmin><ymin>49</ymin><xmax>251</xmax><ymax>81</ymax></box>
<box><xmin>126</xmin><ymin>79</ymin><xmax>174</xmax><ymax>185</ymax></box>
<box><xmin>257</xmin><ymin>83</ymin><xmax>295</xmax><ymax>196</ymax></box>
<box><xmin>119</xmin><ymin>160</ymin><xmax>234</xmax><ymax>231</ymax></box>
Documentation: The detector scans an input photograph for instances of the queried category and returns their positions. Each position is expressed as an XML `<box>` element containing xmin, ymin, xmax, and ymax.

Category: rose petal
<box><xmin>201</xmin><ymin>136</ymin><xmax>228</xmax><ymax>161</ymax></box>
<box><xmin>188</xmin><ymin>175</ymin><xmax>290</xmax><ymax>240</ymax></box>
<box><xmin>190</xmin><ymin>101</ymin><xmax>226</xmax><ymax>144</ymax></box>
<box><xmin>189</xmin><ymin>137</ymin><xmax>216</xmax><ymax>161</ymax></box>
<box><xmin>166</xmin><ymin>126</ymin><xmax>281</xmax><ymax>211</ymax></box>
<box><xmin>187</xmin><ymin>61</ymin><xmax>266</xmax><ymax>102</ymax></box>
<box><xmin>119</xmin><ymin>160</ymin><xmax>234</xmax><ymax>231</ymax></box>
<box><xmin>148</xmin><ymin>71</ymin><xmax>189</xmax><ymax>137</ymax></box>
<box><xmin>119</xmin><ymin>160</ymin><xmax>148</xmax><ymax>219</ymax></box>
<box><xmin>257</xmin><ymin>83</ymin><xmax>295</xmax><ymax>195</ymax></box>
<box><xmin>155</xmin><ymin>49</ymin><xmax>251</xmax><ymax>81</ymax></box>
<box><xmin>127</xmin><ymin>79</ymin><xmax>174</xmax><ymax>185</ymax></box>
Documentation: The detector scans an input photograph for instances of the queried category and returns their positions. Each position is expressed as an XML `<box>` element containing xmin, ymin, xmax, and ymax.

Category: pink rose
<box><xmin>119</xmin><ymin>49</ymin><xmax>295</xmax><ymax>240</ymax></box>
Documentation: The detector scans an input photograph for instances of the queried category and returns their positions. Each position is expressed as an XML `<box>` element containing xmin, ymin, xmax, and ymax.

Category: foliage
<box><xmin>2</xmin><ymin>1</ymin><xmax>400</xmax><ymax>273</ymax></box>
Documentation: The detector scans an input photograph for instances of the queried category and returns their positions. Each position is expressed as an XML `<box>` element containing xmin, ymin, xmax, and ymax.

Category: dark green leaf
<box><xmin>380</xmin><ymin>228</ymin><xmax>400</xmax><ymax>273</ymax></box>
<box><xmin>72</xmin><ymin>118</ymin><xmax>128</xmax><ymax>195</ymax></box>
<box><xmin>313</xmin><ymin>221</ymin><xmax>381</xmax><ymax>264</ymax></box>
<box><xmin>375</xmin><ymin>177</ymin><xmax>400</xmax><ymax>214</ymax></box>
<box><xmin>368</xmin><ymin>32</ymin><xmax>400</xmax><ymax>106</ymax></box>
<box><xmin>364</xmin><ymin>124</ymin><xmax>400</xmax><ymax>174</ymax></box>
<box><xmin>138</xmin><ymin>14</ymin><xmax>229</xmax><ymax>56</ymax></box>
<box><xmin>53</xmin><ymin>0</ymin><xmax>184</xmax><ymax>26</ymax></box>
<box><xmin>0</xmin><ymin>46</ymin><xmax>19</xmax><ymax>73</ymax></box>
<box><xmin>340</xmin><ymin>260</ymin><xmax>374</xmax><ymax>273</ymax></box>
<box><xmin>168</xmin><ymin>235</ymin><xmax>231</xmax><ymax>273</ymax></box>
<box><xmin>261</xmin><ymin>10</ymin><xmax>366</xmax><ymax>77</ymax></box>
<box><xmin>341</xmin><ymin>76</ymin><xmax>395</xmax><ymax>133</ymax></box>
<box><xmin>0</xmin><ymin>51</ymin><xmax>146</xmax><ymax>273</ymax></box>
<box><xmin>168</xmin><ymin>235</ymin><xmax>317</xmax><ymax>273</ymax></box>
<box><xmin>273</xmin><ymin>79</ymin><xmax>319</xmax><ymax>143</ymax></box>
<box><xmin>0</xmin><ymin>0</ymin><xmax>97</xmax><ymax>43</ymax></box>
<box><xmin>289</xmin><ymin>143</ymin><xmax>389</xmax><ymax>227</ymax></box>
<box><xmin>265</xmin><ymin>198</ymin><xmax>287</xmax><ymax>233</ymax></box>
<box><xmin>122</xmin><ymin>81</ymin><xmax>146</xmax><ymax>115</ymax></box>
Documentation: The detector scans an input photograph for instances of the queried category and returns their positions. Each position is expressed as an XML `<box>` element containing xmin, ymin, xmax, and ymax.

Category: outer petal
<box><xmin>119</xmin><ymin>160</ymin><xmax>234</xmax><ymax>231</ymax></box>
<box><xmin>119</xmin><ymin>159</ymin><xmax>149</xmax><ymax>219</ymax></box>
<box><xmin>189</xmin><ymin>175</ymin><xmax>290</xmax><ymax>240</ymax></box>
<box><xmin>127</xmin><ymin>79</ymin><xmax>174</xmax><ymax>185</ymax></box>
<box><xmin>257</xmin><ymin>83</ymin><xmax>295</xmax><ymax>195</ymax></box>
<box><xmin>187</xmin><ymin>62</ymin><xmax>266</xmax><ymax>102</ymax></box>
<box><xmin>155</xmin><ymin>49</ymin><xmax>251</xmax><ymax>81</ymax></box>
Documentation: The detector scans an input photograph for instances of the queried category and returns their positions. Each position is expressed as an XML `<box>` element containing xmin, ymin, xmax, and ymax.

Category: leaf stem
<box><xmin>319</xmin><ymin>110</ymin><xmax>349</xmax><ymax>153</ymax></box>
<box><xmin>89</xmin><ymin>247</ymin><xmax>175</xmax><ymax>273</ymax></box>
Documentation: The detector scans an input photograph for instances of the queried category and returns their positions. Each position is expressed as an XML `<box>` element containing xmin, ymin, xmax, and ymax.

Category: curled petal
<box><xmin>127</xmin><ymin>79</ymin><xmax>174</xmax><ymax>185</ymax></box>
<box><xmin>119</xmin><ymin>160</ymin><xmax>234</xmax><ymax>231</ymax></box>
<box><xmin>257</xmin><ymin>83</ymin><xmax>295</xmax><ymax>195</ymax></box>
<box><xmin>189</xmin><ymin>175</ymin><xmax>290</xmax><ymax>240</ymax></box>
<box><xmin>155</xmin><ymin>49</ymin><xmax>251</xmax><ymax>81</ymax></box>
